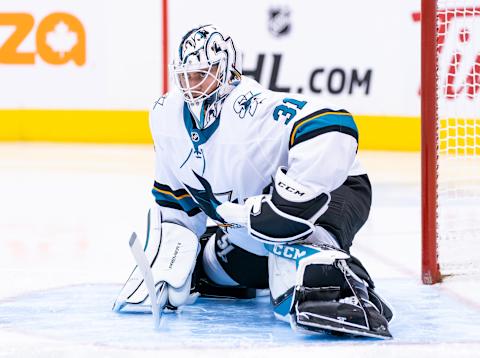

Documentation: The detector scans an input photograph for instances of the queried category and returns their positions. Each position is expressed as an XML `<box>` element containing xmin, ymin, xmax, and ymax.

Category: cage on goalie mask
<box><xmin>171</xmin><ymin>25</ymin><xmax>242</xmax><ymax>105</ymax></box>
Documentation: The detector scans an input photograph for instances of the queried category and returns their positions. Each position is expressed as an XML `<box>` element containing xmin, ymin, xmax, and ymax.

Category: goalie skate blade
<box><xmin>296</xmin><ymin>312</ymin><xmax>392</xmax><ymax>339</ymax></box>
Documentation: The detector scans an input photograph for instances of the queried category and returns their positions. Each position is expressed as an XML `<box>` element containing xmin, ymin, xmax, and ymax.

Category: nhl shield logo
<box><xmin>268</xmin><ymin>7</ymin><xmax>291</xmax><ymax>37</ymax></box>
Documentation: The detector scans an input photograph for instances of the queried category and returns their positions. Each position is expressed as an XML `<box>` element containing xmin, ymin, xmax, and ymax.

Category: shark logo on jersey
<box><xmin>184</xmin><ymin>172</ymin><xmax>225</xmax><ymax>223</ymax></box>
<box><xmin>233</xmin><ymin>91</ymin><xmax>265</xmax><ymax>118</ymax></box>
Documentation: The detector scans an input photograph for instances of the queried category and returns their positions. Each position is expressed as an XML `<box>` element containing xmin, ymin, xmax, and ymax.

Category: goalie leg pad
<box><xmin>267</xmin><ymin>243</ymin><xmax>392</xmax><ymax>338</ymax></box>
<box><xmin>113</xmin><ymin>207</ymin><xmax>163</xmax><ymax>310</ymax></box>
<box><xmin>267</xmin><ymin>241</ymin><xmax>349</xmax><ymax>321</ymax></box>
<box><xmin>294</xmin><ymin>258</ymin><xmax>392</xmax><ymax>339</ymax></box>
<box><xmin>114</xmin><ymin>206</ymin><xmax>200</xmax><ymax>312</ymax></box>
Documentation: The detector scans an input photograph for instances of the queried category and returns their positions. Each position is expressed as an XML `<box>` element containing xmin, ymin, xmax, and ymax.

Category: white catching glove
<box><xmin>113</xmin><ymin>207</ymin><xmax>200</xmax><ymax>312</ymax></box>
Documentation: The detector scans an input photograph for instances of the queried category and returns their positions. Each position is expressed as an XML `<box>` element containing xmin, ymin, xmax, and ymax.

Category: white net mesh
<box><xmin>437</xmin><ymin>0</ymin><xmax>480</xmax><ymax>276</ymax></box>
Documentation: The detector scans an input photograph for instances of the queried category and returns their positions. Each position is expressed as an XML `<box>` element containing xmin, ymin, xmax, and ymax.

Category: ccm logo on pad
<box><xmin>278</xmin><ymin>181</ymin><xmax>305</xmax><ymax>196</ymax></box>
<box><xmin>273</xmin><ymin>244</ymin><xmax>307</xmax><ymax>260</ymax></box>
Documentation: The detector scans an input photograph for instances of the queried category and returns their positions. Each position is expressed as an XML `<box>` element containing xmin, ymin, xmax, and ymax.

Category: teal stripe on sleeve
<box><xmin>152</xmin><ymin>182</ymin><xmax>201</xmax><ymax>216</ymax></box>
<box><xmin>290</xmin><ymin>109</ymin><xmax>358</xmax><ymax>148</ymax></box>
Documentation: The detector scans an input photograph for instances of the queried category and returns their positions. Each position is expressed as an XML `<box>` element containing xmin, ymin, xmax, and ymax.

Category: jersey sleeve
<box><xmin>286</xmin><ymin>108</ymin><xmax>359</xmax><ymax>194</ymax></box>
<box><xmin>149</xmin><ymin>99</ymin><xmax>208</xmax><ymax>238</ymax></box>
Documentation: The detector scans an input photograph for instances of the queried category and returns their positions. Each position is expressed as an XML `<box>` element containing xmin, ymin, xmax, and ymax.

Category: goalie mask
<box><xmin>171</xmin><ymin>24</ymin><xmax>242</xmax><ymax>129</ymax></box>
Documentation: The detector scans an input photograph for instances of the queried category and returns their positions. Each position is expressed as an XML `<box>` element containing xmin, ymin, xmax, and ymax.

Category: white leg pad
<box><xmin>268</xmin><ymin>252</ymin><xmax>296</xmax><ymax>304</ymax></box>
<box><xmin>267</xmin><ymin>230</ymin><xmax>349</xmax><ymax>323</ymax></box>
<box><xmin>114</xmin><ymin>206</ymin><xmax>200</xmax><ymax>311</ymax></box>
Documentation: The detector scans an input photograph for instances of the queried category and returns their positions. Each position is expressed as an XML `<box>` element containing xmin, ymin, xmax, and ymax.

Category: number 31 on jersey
<box><xmin>273</xmin><ymin>98</ymin><xmax>307</xmax><ymax>125</ymax></box>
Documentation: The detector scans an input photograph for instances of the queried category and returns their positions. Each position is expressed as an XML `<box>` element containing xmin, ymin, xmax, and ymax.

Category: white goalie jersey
<box><xmin>149</xmin><ymin>76</ymin><xmax>365</xmax><ymax>253</ymax></box>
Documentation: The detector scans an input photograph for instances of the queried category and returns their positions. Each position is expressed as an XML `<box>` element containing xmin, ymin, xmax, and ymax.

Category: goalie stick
<box><xmin>128</xmin><ymin>232</ymin><xmax>166</xmax><ymax>329</ymax></box>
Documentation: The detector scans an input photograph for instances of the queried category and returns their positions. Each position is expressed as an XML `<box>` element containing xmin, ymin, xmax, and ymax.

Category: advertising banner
<box><xmin>168</xmin><ymin>0</ymin><xmax>422</xmax><ymax>117</ymax></box>
<box><xmin>0</xmin><ymin>0</ymin><xmax>161</xmax><ymax>110</ymax></box>
<box><xmin>1</xmin><ymin>0</ymin><xmax>478</xmax><ymax>148</ymax></box>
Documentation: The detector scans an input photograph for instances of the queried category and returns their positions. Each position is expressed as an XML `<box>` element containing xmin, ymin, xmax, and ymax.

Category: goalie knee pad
<box><xmin>202</xmin><ymin>231</ymin><xmax>239</xmax><ymax>286</ymax></box>
<box><xmin>207</xmin><ymin>230</ymin><xmax>269</xmax><ymax>289</ymax></box>
<box><xmin>191</xmin><ymin>228</ymin><xmax>268</xmax><ymax>299</ymax></box>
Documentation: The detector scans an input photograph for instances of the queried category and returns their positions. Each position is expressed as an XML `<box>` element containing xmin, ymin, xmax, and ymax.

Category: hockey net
<box><xmin>422</xmin><ymin>0</ymin><xmax>480</xmax><ymax>284</ymax></box>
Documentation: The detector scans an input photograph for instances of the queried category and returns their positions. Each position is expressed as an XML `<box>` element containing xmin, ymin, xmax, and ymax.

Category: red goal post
<box><xmin>421</xmin><ymin>0</ymin><xmax>480</xmax><ymax>284</ymax></box>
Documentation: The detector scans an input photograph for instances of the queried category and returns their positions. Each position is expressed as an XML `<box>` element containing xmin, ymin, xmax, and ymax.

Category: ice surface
<box><xmin>0</xmin><ymin>144</ymin><xmax>479</xmax><ymax>357</ymax></box>
<box><xmin>0</xmin><ymin>280</ymin><xmax>479</xmax><ymax>349</ymax></box>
